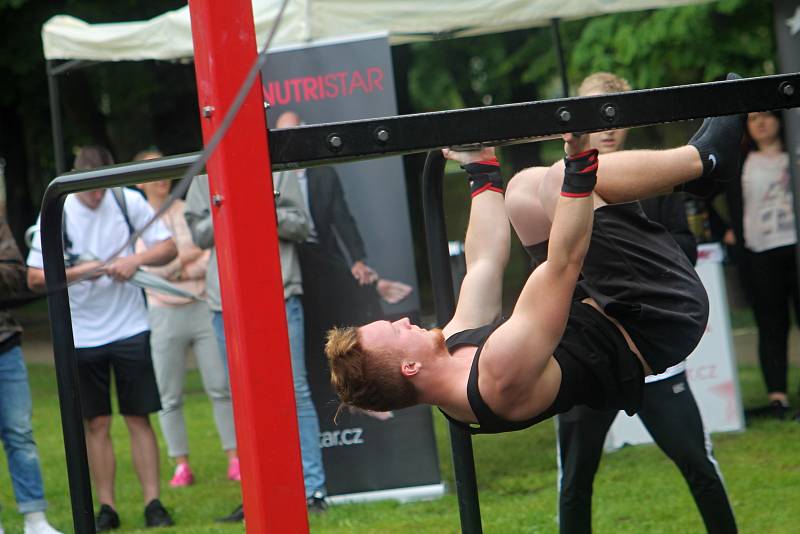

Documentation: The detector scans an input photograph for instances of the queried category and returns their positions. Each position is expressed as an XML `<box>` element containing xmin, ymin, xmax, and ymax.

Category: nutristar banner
<box><xmin>261</xmin><ymin>34</ymin><xmax>442</xmax><ymax>501</ymax></box>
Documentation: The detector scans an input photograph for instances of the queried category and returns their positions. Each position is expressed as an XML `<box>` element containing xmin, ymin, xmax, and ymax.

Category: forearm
<box><xmin>136</xmin><ymin>239</ymin><xmax>178</xmax><ymax>267</ymax></box>
<box><xmin>27</xmin><ymin>262</ymin><xmax>98</xmax><ymax>293</ymax></box>
<box><xmin>464</xmin><ymin>191</ymin><xmax>510</xmax><ymax>282</ymax></box>
<box><xmin>546</xmin><ymin>195</ymin><xmax>593</xmax><ymax>271</ymax></box>
<box><xmin>276</xmin><ymin>207</ymin><xmax>310</xmax><ymax>242</ymax></box>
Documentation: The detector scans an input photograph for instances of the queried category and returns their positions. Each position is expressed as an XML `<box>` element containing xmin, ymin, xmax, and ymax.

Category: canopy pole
<box><xmin>46</xmin><ymin>61</ymin><xmax>67</xmax><ymax>175</ymax></box>
<box><xmin>550</xmin><ymin>18</ymin><xmax>570</xmax><ymax>97</ymax></box>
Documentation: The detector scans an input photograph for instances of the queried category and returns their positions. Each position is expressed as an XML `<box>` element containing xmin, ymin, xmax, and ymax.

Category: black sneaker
<box><xmin>682</xmin><ymin>73</ymin><xmax>747</xmax><ymax>198</ymax></box>
<box><xmin>95</xmin><ymin>504</ymin><xmax>120</xmax><ymax>532</ymax></box>
<box><xmin>215</xmin><ymin>504</ymin><xmax>244</xmax><ymax>523</ymax></box>
<box><xmin>745</xmin><ymin>400</ymin><xmax>789</xmax><ymax>421</ymax></box>
<box><xmin>306</xmin><ymin>491</ymin><xmax>328</xmax><ymax>513</ymax></box>
<box><xmin>144</xmin><ymin>499</ymin><xmax>175</xmax><ymax>528</ymax></box>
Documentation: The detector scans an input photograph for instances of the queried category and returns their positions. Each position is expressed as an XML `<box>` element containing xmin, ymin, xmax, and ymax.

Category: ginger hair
<box><xmin>577</xmin><ymin>72</ymin><xmax>632</xmax><ymax>97</ymax></box>
<box><xmin>325</xmin><ymin>326</ymin><xmax>418</xmax><ymax>412</ymax></box>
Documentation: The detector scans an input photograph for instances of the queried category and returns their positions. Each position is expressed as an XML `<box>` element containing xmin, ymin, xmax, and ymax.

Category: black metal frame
<box><xmin>39</xmin><ymin>76</ymin><xmax>800</xmax><ymax>534</ymax></box>
<box><xmin>267</xmin><ymin>73</ymin><xmax>799</xmax><ymax>169</ymax></box>
<box><xmin>422</xmin><ymin>150</ymin><xmax>482</xmax><ymax>533</ymax></box>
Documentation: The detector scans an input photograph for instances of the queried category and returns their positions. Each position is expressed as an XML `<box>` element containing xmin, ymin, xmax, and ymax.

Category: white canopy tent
<box><xmin>42</xmin><ymin>0</ymin><xmax>711</xmax><ymax>62</ymax></box>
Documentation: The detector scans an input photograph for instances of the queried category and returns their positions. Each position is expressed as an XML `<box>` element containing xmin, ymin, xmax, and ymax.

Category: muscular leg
<box><xmin>509</xmin><ymin>146</ymin><xmax>702</xmax><ymax>237</ymax></box>
<box><xmin>505</xmin><ymin>168</ymin><xmax>552</xmax><ymax>245</ymax></box>
<box><xmin>506</xmin><ymin>165</ymin><xmax>606</xmax><ymax>246</ymax></box>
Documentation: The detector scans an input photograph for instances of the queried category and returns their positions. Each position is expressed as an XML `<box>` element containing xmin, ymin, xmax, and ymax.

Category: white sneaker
<box><xmin>23</xmin><ymin>513</ymin><xmax>62</xmax><ymax>534</ymax></box>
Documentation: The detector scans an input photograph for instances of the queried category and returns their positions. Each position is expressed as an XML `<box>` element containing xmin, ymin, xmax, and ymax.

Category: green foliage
<box><xmin>568</xmin><ymin>0</ymin><xmax>776</xmax><ymax>89</ymax></box>
<box><xmin>406</xmin><ymin>0</ymin><xmax>776</xmax><ymax>115</ymax></box>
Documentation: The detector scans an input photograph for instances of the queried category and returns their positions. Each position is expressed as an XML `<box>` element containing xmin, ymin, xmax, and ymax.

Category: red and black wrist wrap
<box><xmin>561</xmin><ymin>148</ymin><xmax>599</xmax><ymax>198</ymax></box>
<box><xmin>463</xmin><ymin>158</ymin><xmax>503</xmax><ymax>197</ymax></box>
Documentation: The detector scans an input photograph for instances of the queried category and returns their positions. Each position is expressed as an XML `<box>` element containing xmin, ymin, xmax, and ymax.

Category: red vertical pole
<box><xmin>187</xmin><ymin>1</ymin><xmax>309</xmax><ymax>532</ymax></box>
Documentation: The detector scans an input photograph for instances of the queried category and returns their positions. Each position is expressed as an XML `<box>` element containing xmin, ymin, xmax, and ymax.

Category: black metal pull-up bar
<box><xmin>39</xmin><ymin>73</ymin><xmax>800</xmax><ymax>533</ymax></box>
<box><xmin>268</xmin><ymin>73</ymin><xmax>799</xmax><ymax>169</ymax></box>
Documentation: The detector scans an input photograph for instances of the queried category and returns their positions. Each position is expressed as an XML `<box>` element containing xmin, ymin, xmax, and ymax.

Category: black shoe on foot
<box><xmin>95</xmin><ymin>504</ymin><xmax>120</xmax><ymax>532</ymax></box>
<box><xmin>745</xmin><ymin>400</ymin><xmax>790</xmax><ymax>421</ymax></box>
<box><xmin>681</xmin><ymin>73</ymin><xmax>747</xmax><ymax>198</ymax></box>
<box><xmin>216</xmin><ymin>504</ymin><xmax>244</xmax><ymax>523</ymax></box>
<box><xmin>144</xmin><ymin>499</ymin><xmax>175</xmax><ymax>528</ymax></box>
<box><xmin>307</xmin><ymin>491</ymin><xmax>328</xmax><ymax>513</ymax></box>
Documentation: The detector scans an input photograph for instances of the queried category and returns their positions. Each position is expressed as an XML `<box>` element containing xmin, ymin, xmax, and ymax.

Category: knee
<box><xmin>205</xmin><ymin>383</ymin><xmax>231</xmax><ymax>402</ymax></box>
<box><xmin>0</xmin><ymin>422</ymin><xmax>35</xmax><ymax>449</ymax></box>
<box><xmin>505</xmin><ymin>168</ymin><xmax>542</xmax><ymax>217</ymax></box>
<box><xmin>123</xmin><ymin>414</ymin><xmax>152</xmax><ymax>433</ymax></box>
<box><xmin>85</xmin><ymin>415</ymin><xmax>112</xmax><ymax>436</ymax></box>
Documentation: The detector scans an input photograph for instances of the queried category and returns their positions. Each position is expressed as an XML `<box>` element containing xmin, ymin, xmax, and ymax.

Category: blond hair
<box><xmin>325</xmin><ymin>326</ymin><xmax>418</xmax><ymax>412</ymax></box>
<box><xmin>577</xmin><ymin>72</ymin><xmax>632</xmax><ymax>97</ymax></box>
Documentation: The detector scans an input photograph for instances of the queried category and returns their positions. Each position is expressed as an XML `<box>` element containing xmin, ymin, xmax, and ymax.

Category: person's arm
<box><xmin>27</xmin><ymin>261</ymin><xmax>104</xmax><ymax>293</ymax></box>
<box><xmin>480</xmin><ymin>135</ymin><xmax>596</xmax><ymax>413</ymax></box>
<box><xmin>326</xmin><ymin>169</ymin><xmax>368</xmax><ymax>263</ymax></box>
<box><xmin>275</xmin><ymin>171</ymin><xmax>309</xmax><ymax>242</ymax></box>
<box><xmin>184</xmin><ymin>175</ymin><xmax>215</xmax><ymax>250</ymax></box>
<box><xmin>104</xmin><ymin>238</ymin><xmax>177</xmax><ymax>281</ymax></box>
<box><xmin>0</xmin><ymin>220</ymin><xmax>29</xmax><ymax>298</ymax></box>
<box><xmin>442</xmin><ymin>147</ymin><xmax>510</xmax><ymax>338</ymax></box>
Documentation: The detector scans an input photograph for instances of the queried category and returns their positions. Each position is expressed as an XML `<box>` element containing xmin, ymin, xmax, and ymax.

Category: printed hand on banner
<box><xmin>351</xmin><ymin>260</ymin><xmax>379</xmax><ymax>285</ymax></box>
<box><xmin>376</xmin><ymin>279</ymin><xmax>413</xmax><ymax>304</ymax></box>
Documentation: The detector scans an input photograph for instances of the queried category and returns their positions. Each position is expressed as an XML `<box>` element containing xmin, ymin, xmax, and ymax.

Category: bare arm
<box><xmin>105</xmin><ymin>238</ymin><xmax>177</xmax><ymax>281</ymax></box>
<box><xmin>27</xmin><ymin>261</ymin><xmax>104</xmax><ymax>293</ymax></box>
<box><xmin>481</xmin><ymin>135</ymin><xmax>596</xmax><ymax>416</ymax></box>
<box><xmin>442</xmin><ymin>147</ymin><xmax>510</xmax><ymax>338</ymax></box>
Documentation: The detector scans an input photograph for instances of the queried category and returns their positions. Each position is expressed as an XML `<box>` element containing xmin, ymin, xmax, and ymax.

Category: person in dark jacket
<box><xmin>0</xmin><ymin>218</ymin><xmax>63</xmax><ymax>534</ymax></box>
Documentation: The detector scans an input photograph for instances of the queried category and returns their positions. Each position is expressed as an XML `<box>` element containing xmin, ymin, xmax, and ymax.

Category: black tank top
<box><xmin>441</xmin><ymin>302</ymin><xmax>644</xmax><ymax>434</ymax></box>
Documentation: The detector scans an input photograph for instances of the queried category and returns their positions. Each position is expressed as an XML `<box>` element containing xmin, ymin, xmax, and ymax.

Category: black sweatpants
<box><xmin>742</xmin><ymin>245</ymin><xmax>800</xmax><ymax>394</ymax></box>
<box><xmin>556</xmin><ymin>372</ymin><xmax>737</xmax><ymax>533</ymax></box>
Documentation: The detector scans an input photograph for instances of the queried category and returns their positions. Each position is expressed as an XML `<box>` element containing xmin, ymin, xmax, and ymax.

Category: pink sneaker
<box><xmin>169</xmin><ymin>463</ymin><xmax>194</xmax><ymax>488</ymax></box>
<box><xmin>227</xmin><ymin>457</ymin><xmax>241</xmax><ymax>481</ymax></box>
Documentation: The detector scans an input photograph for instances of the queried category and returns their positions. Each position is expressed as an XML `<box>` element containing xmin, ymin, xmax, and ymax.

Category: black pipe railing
<box><xmin>421</xmin><ymin>150</ymin><xmax>483</xmax><ymax>533</ymax></box>
<box><xmin>39</xmin><ymin>154</ymin><xmax>199</xmax><ymax>534</ymax></box>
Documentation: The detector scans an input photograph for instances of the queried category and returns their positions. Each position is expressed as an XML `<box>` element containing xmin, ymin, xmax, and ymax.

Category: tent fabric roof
<box><xmin>42</xmin><ymin>0</ymin><xmax>711</xmax><ymax>62</ymax></box>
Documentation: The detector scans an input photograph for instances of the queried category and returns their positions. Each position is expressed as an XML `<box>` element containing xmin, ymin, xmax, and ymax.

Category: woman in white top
<box><xmin>724</xmin><ymin>112</ymin><xmax>798</xmax><ymax>419</ymax></box>
<box><xmin>135</xmin><ymin>150</ymin><xmax>239</xmax><ymax>487</ymax></box>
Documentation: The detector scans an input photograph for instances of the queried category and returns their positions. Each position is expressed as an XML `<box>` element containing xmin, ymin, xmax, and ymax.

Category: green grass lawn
<box><xmin>1</xmin><ymin>363</ymin><xmax>797</xmax><ymax>533</ymax></box>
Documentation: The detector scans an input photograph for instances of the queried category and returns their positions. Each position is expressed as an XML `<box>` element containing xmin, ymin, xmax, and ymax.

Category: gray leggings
<box><xmin>149</xmin><ymin>302</ymin><xmax>236</xmax><ymax>457</ymax></box>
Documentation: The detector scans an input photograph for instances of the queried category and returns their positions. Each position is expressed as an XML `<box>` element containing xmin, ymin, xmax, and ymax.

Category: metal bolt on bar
<box><xmin>422</xmin><ymin>150</ymin><xmax>483</xmax><ymax>533</ymax></box>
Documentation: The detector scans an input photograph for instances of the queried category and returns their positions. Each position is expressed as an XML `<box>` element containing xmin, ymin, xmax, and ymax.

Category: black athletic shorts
<box><xmin>577</xmin><ymin>202</ymin><xmax>709</xmax><ymax>373</ymax></box>
<box><xmin>76</xmin><ymin>331</ymin><xmax>162</xmax><ymax>419</ymax></box>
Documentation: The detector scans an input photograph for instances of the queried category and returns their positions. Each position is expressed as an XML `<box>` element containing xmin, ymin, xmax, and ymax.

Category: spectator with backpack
<box><xmin>26</xmin><ymin>146</ymin><xmax>178</xmax><ymax>530</ymax></box>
